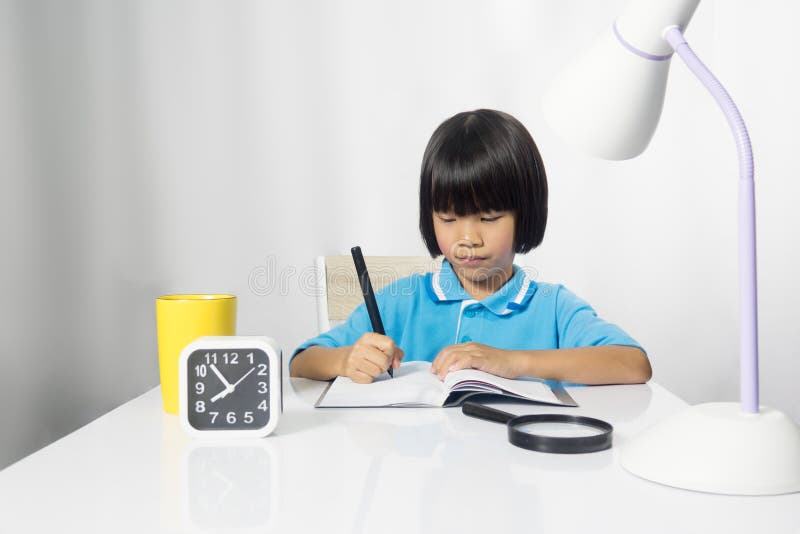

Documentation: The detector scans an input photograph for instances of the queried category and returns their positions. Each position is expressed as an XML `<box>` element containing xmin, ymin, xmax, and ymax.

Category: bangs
<box><xmin>429</xmin><ymin>128</ymin><xmax>518</xmax><ymax>216</ymax></box>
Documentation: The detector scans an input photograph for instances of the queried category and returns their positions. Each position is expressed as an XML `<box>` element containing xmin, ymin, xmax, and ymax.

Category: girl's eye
<box><xmin>437</xmin><ymin>215</ymin><xmax>456</xmax><ymax>223</ymax></box>
<box><xmin>481</xmin><ymin>215</ymin><xmax>501</xmax><ymax>222</ymax></box>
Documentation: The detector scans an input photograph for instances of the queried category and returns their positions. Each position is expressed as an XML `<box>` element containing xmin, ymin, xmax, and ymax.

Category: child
<box><xmin>290</xmin><ymin>109</ymin><xmax>651</xmax><ymax>385</ymax></box>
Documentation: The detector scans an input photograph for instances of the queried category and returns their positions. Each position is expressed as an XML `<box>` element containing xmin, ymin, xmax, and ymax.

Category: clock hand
<box><xmin>229</xmin><ymin>367</ymin><xmax>256</xmax><ymax>391</ymax></box>
<box><xmin>210</xmin><ymin>387</ymin><xmax>231</xmax><ymax>403</ymax></box>
<box><xmin>209</xmin><ymin>367</ymin><xmax>255</xmax><ymax>403</ymax></box>
<box><xmin>209</xmin><ymin>364</ymin><xmax>235</xmax><ymax>403</ymax></box>
<box><xmin>210</xmin><ymin>469</ymin><xmax>234</xmax><ymax>505</ymax></box>
<box><xmin>210</xmin><ymin>364</ymin><xmax>234</xmax><ymax>388</ymax></box>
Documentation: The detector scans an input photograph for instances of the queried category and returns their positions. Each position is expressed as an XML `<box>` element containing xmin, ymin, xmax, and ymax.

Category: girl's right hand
<box><xmin>340</xmin><ymin>333</ymin><xmax>404</xmax><ymax>383</ymax></box>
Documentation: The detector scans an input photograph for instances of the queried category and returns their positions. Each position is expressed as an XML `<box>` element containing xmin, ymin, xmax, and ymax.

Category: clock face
<box><xmin>186</xmin><ymin>348</ymin><xmax>271</xmax><ymax>430</ymax></box>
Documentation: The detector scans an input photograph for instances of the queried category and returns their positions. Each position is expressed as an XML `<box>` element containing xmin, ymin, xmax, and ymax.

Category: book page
<box><xmin>442</xmin><ymin>369</ymin><xmax>565</xmax><ymax>405</ymax></box>
<box><xmin>316</xmin><ymin>361</ymin><xmax>444</xmax><ymax>407</ymax></box>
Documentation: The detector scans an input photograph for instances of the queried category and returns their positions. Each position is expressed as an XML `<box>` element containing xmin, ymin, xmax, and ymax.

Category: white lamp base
<box><xmin>620</xmin><ymin>402</ymin><xmax>800</xmax><ymax>495</ymax></box>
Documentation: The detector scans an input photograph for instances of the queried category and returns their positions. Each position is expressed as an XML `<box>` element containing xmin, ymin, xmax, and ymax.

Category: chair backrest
<box><xmin>315</xmin><ymin>255</ymin><xmax>442</xmax><ymax>333</ymax></box>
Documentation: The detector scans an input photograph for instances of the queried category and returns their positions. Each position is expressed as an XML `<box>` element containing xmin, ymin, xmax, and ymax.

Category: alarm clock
<box><xmin>178</xmin><ymin>336</ymin><xmax>282</xmax><ymax>438</ymax></box>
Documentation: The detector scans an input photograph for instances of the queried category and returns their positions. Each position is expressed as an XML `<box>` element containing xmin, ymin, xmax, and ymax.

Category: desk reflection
<box><xmin>341</xmin><ymin>408</ymin><xmax>540</xmax><ymax>533</ymax></box>
<box><xmin>160</xmin><ymin>414</ymin><xmax>281</xmax><ymax>533</ymax></box>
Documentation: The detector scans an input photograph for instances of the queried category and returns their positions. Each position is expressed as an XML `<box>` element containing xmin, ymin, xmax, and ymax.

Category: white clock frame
<box><xmin>178</xmin><ymin>336</ymin><xmax>282</xmax><ymax>438</ymax></box>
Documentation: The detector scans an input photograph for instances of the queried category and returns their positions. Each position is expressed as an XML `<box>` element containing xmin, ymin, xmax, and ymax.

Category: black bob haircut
<box><xmin>419</xmin><ymin>109</ymin><xmax>548</xmax><ymax>257</ymax></box>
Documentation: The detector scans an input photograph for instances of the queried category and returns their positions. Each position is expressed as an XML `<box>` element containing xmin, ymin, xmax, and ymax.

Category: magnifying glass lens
<box><xmin>514</xmin><ymin>421</ymin><xmax>606</xmax><ymax>438</ymax></box>
<box><xmin>461</xmin><ymin>403</ymin><xmax>614</xmax><ymax>453</ymax></box>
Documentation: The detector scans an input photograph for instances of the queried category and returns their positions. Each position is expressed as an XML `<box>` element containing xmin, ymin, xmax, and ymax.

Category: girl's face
<box><xmin>433</xmin><ymin>210</ymin><xmax>516</xmax><ymax>289</ymax></box>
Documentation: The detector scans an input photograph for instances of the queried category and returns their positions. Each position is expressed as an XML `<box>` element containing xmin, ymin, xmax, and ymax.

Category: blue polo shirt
<box><xmin>292</xmin><ymin>260</ymin><xmax>644</xmax><ymax>367</ymax></box>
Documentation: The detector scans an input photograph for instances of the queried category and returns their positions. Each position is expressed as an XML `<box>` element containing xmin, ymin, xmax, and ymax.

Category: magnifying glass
<box><xmin>462</xmin><ymin>402</ymin><xmax>613</xmax><ymax>454</ymax></box>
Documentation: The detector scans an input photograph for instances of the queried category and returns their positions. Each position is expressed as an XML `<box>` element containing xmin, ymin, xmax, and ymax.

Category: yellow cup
<box><xmin>156</xmin><ymin>294</ymin><xmax>237</xmax><ymax>414</ymax></box>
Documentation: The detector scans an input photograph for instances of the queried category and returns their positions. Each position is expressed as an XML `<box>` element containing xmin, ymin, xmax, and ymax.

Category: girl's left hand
<box><xmin>430</xmin><ymin>342</ymin><xmax>519</xmax><ymax>381</ymax></box>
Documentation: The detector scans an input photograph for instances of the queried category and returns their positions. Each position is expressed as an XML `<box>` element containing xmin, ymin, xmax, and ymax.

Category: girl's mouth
<box><xmin>456</xmin><ymin>256</ymin><xmax>487</xmax><ymax>265</ymax></box>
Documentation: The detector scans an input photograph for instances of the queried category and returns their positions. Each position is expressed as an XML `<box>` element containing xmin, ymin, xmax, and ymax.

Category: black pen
<box><xmin>351</xmin><ymin>246</ymin><xmax>394</xmax><ymax>378</ymax></box>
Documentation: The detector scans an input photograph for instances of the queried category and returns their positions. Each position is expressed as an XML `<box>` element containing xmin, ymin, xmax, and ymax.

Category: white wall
<box><xmin>1</xmin><ymin>0</ymin><xmax>798</xmax><ymax>470</ymax></box>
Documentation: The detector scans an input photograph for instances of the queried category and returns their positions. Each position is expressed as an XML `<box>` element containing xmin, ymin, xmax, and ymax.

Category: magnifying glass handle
<box><xmin>462</xmin><ymin>402</ymin><xmax>516</xmax><ymax>424</ymax></box>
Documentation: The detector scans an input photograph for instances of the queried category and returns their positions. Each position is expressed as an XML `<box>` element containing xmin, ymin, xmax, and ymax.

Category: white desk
<box><xmin>1</xmin><ymin>378</ymin><xmax>797</xmax><ymax>533</ymax></box>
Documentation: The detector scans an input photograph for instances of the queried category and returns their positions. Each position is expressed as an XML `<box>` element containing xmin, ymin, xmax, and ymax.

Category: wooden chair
<box><xmin>315</xmin><ymin>255</ymin><xmax>441</xmax><ymax>332</ymax></box>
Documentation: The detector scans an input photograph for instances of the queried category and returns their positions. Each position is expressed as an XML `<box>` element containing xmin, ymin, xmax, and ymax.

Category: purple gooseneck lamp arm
<box><xmin>662</xmin><ymin>27</ymin><xmax>759</xmax><ymax>414</ymax></box>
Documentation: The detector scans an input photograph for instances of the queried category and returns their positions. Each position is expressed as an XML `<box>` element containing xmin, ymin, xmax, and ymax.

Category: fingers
<box><xmin>343</xmin><ymin>333</ymin><xmax>403</xmax><ymax>382</ymax></box>
<box><xmin>360</xmin><ymin>332</ymin><xmax>403</xmax><ymax>358</ymax></box>
<box><xmin>360</xmin><ymin>333</ymin><xmax>404</xmax><ymax>369</ymax></box>
<box><xmin>350</xmin><ymin>369</ymin><xmax>377</xmax><ymax>384</ymax></box>
<box><xmin>431</xmin><ymin>343</ymin><xmax>517</xmax><ymax>380</ymax></box>
<box><xmin>432</xmin><ymin>342</ymin><xmax>494</xmax><ymax>380</ymax></box>
<box><xmin>431</xmin><ymin>344</ymin><xmax>474</xmax><ymax>381</ymax></box>
<box><xmin>347</xmin><ymin>346</ymin><xmax>387</xmax><ymax>379</ymax></box>
<box><xmin>392</xmin><ymin>347</ymin><xmax>405</xmax><ymax>369</ymax></box>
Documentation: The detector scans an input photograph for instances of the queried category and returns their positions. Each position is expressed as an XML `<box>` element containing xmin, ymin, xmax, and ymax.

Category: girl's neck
<box><xmin>452</xmin><ymin>263</ymin><xmax>515</xmax><ymax>301</ymax></box>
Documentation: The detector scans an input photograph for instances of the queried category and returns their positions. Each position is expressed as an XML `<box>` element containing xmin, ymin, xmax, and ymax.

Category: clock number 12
<box><xmin>204</xmin><ymin>352</ymin><xmax>241</xmax><ymax>365</ymax></box>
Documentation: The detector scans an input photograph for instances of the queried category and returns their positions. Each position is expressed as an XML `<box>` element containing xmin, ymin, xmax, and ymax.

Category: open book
<box><xmin>315</xmin><ymin>361</ymin><xmax>577</xmax><ymax>408</ymax></box>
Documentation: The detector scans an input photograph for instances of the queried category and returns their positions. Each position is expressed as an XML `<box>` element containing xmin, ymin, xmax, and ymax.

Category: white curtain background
<box><xmin>1</xmin><ymin>0</ymin><xmax>798</xmax><ymax>469</ymax></box>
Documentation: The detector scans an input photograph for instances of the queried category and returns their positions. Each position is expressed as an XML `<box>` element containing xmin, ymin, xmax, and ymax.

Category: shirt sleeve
<box><xmin>290</xmin><ymin>302</ymin><xmax>372</xmax><ymax>364</ymax></box>
<box><xmin>555</xmin><ymin>286</ymin><xmax>645</xmax><ymax>354</ymax></box>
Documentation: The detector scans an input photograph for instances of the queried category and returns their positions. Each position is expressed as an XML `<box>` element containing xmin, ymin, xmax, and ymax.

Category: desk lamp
<box><xmin>542</xmin><ymin>0</ymin><xmax>800</xmax><ymax>495</ymax></box>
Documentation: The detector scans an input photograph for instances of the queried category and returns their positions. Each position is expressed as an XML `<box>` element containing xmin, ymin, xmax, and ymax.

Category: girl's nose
<box><xmin>458</xmin><ymin>220</ymin><xmax>483</xmax><ymax>245</ymax></box>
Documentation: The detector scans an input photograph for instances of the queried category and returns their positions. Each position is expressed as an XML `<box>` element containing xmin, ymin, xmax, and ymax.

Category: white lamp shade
<box><xmin>542</xmin><ymin>27</ymin><xmax>670</xmax><ymax>161</ymax></box>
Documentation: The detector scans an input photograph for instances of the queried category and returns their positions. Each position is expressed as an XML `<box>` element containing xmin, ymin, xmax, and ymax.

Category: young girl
<box><xmin>290</xmin><ymin>109</ymin><xmax>651</xmax><ymax>385</ymax></box>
